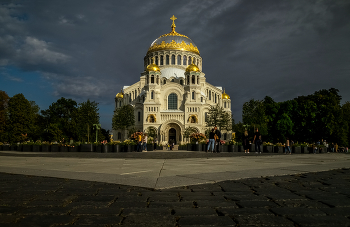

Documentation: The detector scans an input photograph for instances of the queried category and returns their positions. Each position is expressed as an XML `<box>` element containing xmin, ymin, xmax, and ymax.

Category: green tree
<box><xmin>184</xmin><ymin>126</ymin><xmax>198</xmax><ymax>139</ymax></box>
<box><xmin>74</xmin><ymin>100</ymin><xmax>100</xmax><ymax>142</ymax></box>
<box><xmin>7</xmin><ymin>94</ymin><xmax>36</xmax><ymax>143</ymax></box>
<box><xmin>41</xmin><ymin>97</ymin><xmax>77</xmax><ymax>141</ymax></box>
<box><xmin>205</xmin><ymin>104</ymin><xmax>232</xmax><ymax>131</ymax></box>
<box><xmin>242</xmin><ymin>99</ymin><xmax>268</xmax><ymax>135</ymax></box>
<box><xmin>341</xmin><ymin>101</ymin><xmax>350</xmax><ymax>146</ymax></box>
<box><xmin>0</xmin><ymin>91</ymin><xmax>9</xmax><ymax>142</ymax></box>
<box><xmin>112</xmin><ymin>104</ymin><xmax>135</xmax><ymax>134</ymax></box>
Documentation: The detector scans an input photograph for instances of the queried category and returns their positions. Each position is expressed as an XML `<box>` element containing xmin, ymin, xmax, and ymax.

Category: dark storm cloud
<box><xmin>0</xmin><ymin>0</ymin><xmax>350</xmax><ymax>124</ymax></box>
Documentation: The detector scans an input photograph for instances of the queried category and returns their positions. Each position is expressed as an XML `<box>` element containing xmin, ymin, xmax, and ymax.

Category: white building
<box><xmin>113</xmin><ymin>16</ymin><xmax>231</xmax><ymax>144</ymax></box>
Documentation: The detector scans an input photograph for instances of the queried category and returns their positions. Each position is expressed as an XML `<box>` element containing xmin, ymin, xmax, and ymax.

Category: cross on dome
<box><xmin>170</xmin><ymin>15</ymin><xmax>177</xmax><ymax>31</ymax></box>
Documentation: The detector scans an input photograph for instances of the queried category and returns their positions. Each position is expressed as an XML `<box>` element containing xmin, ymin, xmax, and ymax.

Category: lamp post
<box><xmin>93</xmin><ymin>124</ymin><xmax>101</xmax><ymax>143</ymax></box>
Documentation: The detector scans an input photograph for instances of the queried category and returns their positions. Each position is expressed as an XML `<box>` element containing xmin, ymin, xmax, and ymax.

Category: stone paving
<box><xmin>1</xmin><ymin>168</ymin><xmax>350</xmax><ymax>226</ymax></box>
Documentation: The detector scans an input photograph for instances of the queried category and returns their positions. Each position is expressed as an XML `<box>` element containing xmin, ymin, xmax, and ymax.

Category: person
<box><xmin>154</xmin><ymin>138</ymin><xmax>157</xmax><ymax>151</ymax></box>
<box><xmin>335</xmin><ymin>143</ymin><xmax>339</xmax><ymax>152</ymax></box>
<box><xmin>330</xmin><ymin>142</ymin><xmax>334</xmax><ymax>152</ymax></box>
<box><xmin>207</xmin><ymin>128</ymin><xmax>215</xmax><ymax>153</ymax></box>
<box><xmin>142</xmin><ymin>133</ymin><xmax>148</xmax><ymax>152</ymax></box>
<box><xmin>214</xmin><ymin>126</ymin><xmax>221</xmax><ymax>153</ymax></box>
<box><xmin>313</xmin><ymin>143</ymin><xmax>317</xmax><ymax>154</ymax></box>
<box><xmin>253</xmin><ymin>128</ymin><xmax>261</xmax><ymax>154</ymax></box>
<box><xmin>284</xmin><ymin>137</ymin><xmax>291</xmax><ymax>155</ymax></box>
<box><xmin>137</xmin><ymin>131</ymin><xmax>142</xmax><ymax>152</ymax></box>
<box><xmin>243</xmin><ymin>130</ymin><xmax>250</xmax><ymax>153</ymax></box>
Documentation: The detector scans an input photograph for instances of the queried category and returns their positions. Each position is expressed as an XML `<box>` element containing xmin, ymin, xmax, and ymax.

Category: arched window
<box><xmin>163</xmin><ymin>79</ymin><xmax>166</xmax><ymax>84</ymax></box>
<box><xmin>180</xmin><ymin>80</ymin><xmax>183</xmax><ymax>85</ymax></box>
<box><xmin>183</xmin><ymin>55</ymin><xmax>187</xmax><ymax>65</ymax></box>
<box><xmin>205</xmin><ymin>112</ymin><xmax>208</xmax><ymax>121</ymax></box>
<box><xmin>146</xmin><ymin>75</ymin><xmax>149</xmax><ymax>84</ymax></box>
<box><xmin>155</xmin><ymin>56</ymin><xmax>159</xmax><ymax>65</ymax></box>
<box><xmin>177</xmin><ymin>55</ymin><xmax>181</xmax><ymax>65</ymax></box>
<box><xmin>119</xmin><ymin>101</ymin><xmax>121</xmax><ymax>106</ymax></box>
<box><xmin>188</xmin><ymin>56</ymin><xmax>191</xmax><ymax>65</ymax></box>
<box><xmin>171</xmin><ymin>79</ymin><xmax>174</xmax><ymax>82</ymax></box>
<box><xmin>215</xmin><ymin>94</ymin><xmax>217</xmax><ymax>103</ymax></box>
<box><xmin>201</xmin><ymin>97</ymin><xmax>203</xmax><ymax>102</ymax></box>
<box><xmin>224</xmin><ymin>102</ymin><xmax>226</xmax><ymax>108</ymax></box>
<box><xmin>192</xmin><ymin>91</ymin><xmax>195</xmax><ymax>100</ymax></box>
<box><xmin>135</xmin><ymin>89</ymin><xmax>137</xmax><ymax>98</ymax></box>
<box><xmin>209</xmin><ymin>91</ymin><xmax>211</xmax><ymax>100</ymax></box>
<box><xmin>160</xmin><ymin>55</ymin><xmax>163</xmax><ymax>65</ymax></box>
<box><xmin>166</xmin><ymin>55</ymin><xmax>169</xmax><ymax>65</ymax></box>
<box><xmin>138</xmin><ymin>112</ymin><xmax>141</xmax><ymax>122</ymax></box>
<box><xmin>151</xmin><ymin>75</ymin><xmax>154</xmax><ymax>83</ymax></box>
<box><xmin>187</xmin><ymin>76</ymin><xmax>190</xmax><ymax>85</ymax></box>
<box><xmin>151</xmin><ymin>91</ymin><xmax>154</xmax><ymax>99</ymax></box>
<box><xmin>129</xmin><ymin>94</ymin><xmax>131</xmax><ymax>102</ymax></box>
<box><xmin>193</xmin><ymin>57</ymin><xmax>196</xmax><ymax>64</ymax></box>
<box><xmin>118</xmin><ymin>132</ymin><xmax>121</xmax><ymax>140</ymax></box>
<box><xmin>132</xmin><ymin>91</ymin><xmax>134</xmax><ymax>100</ymax></box>
<box><xmin>192</xmin><ymin>75</ymin><xmax>195</xmax><ymax>84</ymax></box>
<box><xmin>171</xmin><ymin>55</ymin><xmax>175</xmax><ymax>65</ymax></box>
<box><xmin>168</xmin><ymin>93</ymin><xmax>177</xmax><ymax>110</ymax></box>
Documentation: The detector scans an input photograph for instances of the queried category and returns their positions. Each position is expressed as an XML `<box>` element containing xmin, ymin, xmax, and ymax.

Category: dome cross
<box><xmin>170</xmin><ymin>15</ymin><xmax>177</xmax><ymax>31</ymax></box>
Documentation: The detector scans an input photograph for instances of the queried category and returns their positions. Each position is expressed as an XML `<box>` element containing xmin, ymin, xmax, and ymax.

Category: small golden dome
<box><xmin>116</xmin><ymin>89</ymin><xmax>124</xmax><ymax>98</ymax></box>
<box><xmin>185</xmin><ymin>63</ymin><xmax>200</xmax><ymax>73</ymax></box>
<box><xmin>222</xmin><ymin>89</ymin><xmax>230</xmax><ymax>99</ymax></box>
<box><xmin>146</xmin><ymin>58</ymin><xmax>160</xmax><ymax>72</ymax></box>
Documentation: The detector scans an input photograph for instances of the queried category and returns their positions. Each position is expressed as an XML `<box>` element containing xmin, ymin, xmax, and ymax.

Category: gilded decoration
<box><xmin>147</xmin><ymin>114</ymin><xmax>157</xmax><ymax>123</ymax></box>
<box><xmin>146</xmin><ymin>57</ymin><xmax>160</xmax><ymax>72</ymax></box>
<box><xmin>222</xmin><ymin>89</ymin><xmax>230</xmax><ymax>100</ymax></box>
<box><xmin>148</xmin><ymin>40</ymin><xmax>200</xmax><ymax>55</ymax></box>
<box><xmin>188</xmin><ymin>114</ymin><xmax>198</xmax><ymax>123</ymax></box>
<box><xmin>116</xmin><ymin>89</ymin><xmax>124</xmax><ymax>98</ymax></box>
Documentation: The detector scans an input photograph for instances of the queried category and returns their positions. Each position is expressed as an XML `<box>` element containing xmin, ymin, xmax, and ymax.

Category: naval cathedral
<box><xmin>113</xmin><ymin>16</ymin><xmax>232</xmax><ymax>145</ymax></box>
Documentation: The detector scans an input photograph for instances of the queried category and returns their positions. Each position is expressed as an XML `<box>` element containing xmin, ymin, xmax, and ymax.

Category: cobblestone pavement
<box><xmin>1</xmin><ymin>168</ymin><xmax>350</xmax><ymax>226</ymax></box>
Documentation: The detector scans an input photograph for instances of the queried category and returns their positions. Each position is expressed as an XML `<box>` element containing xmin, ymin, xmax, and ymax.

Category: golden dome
<box><xmin>185</xmin><ymin>63</ymin><xmax>200</xmax><ymax>72</ymax></box>
<box><xmin>146</xmin><ymin>58</ymin><xmax>160</xmax><ymax>72</ymax></box>
<box><xmin>147</xmin><ymin>15</ymin><xmax>200</xmax><ymax>55</ymax></box>
<box><xmin>222</xmin><ymin>89</ymin><xmax>230</xmax><ymax>99</ymax></box>
<box><xmin>116</xmin><ymin>89</ymin><xmax>124</xmax><ymax>98</ymax></box>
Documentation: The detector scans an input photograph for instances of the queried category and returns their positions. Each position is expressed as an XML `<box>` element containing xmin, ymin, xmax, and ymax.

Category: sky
<box><xmin>1</xmin><ymin>0</ymin><xmax>350</xmax><ymax>130</ymax></box>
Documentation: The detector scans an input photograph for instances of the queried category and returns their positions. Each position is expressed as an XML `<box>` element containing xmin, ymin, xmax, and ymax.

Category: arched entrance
<box><xmin>169</xmin><ymin>128</ymin><xmax>176</xmax><ymax>144</ymax></box>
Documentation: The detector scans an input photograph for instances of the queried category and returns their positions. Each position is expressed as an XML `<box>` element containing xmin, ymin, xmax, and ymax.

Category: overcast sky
<box><xmin>1</xmin><ymin>0</ymin><xmax>350</xmax><ymax>130</ymax></box>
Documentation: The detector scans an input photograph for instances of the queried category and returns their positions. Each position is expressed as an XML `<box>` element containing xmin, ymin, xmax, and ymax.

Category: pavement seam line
<box><xmin>154</xmin><ymin>159</ymin><xmax>166</xmax><ymax>188</ymax></box>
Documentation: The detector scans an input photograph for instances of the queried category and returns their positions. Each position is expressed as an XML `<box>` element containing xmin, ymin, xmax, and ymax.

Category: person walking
<box><xmin>136</xmin><ymin>131</ymin><xmax>142</xmax><ymax>152</ymax></box>
<box><xmin>253</xmin><ymin>128</ymin><xmax>261</xmax><ymax>154</ymax></box>
<box><xmin>243</xmin><ymin>130</ymin><xmax>250</xmax><ymax>153</ymax></box>
<box><xmin>142</xmin><ymin>133</ymin><xmax>148</xmax><ymax>152</ymax></box>
<box><xmin>214</xmin><ymin>126</ymin><xmax>221</xmax><ymax>153</ymax></box>
<box><xmin>335</xmin><ymin>143</ymin><xmax>339</xmax><ymax>152</ymax></box>
<box><xmin>207</xmin><ymin>128</ymin><xmax>215</xmax><ymax>153</ymax></box>
<box><xmin>284</xmin><ymin>137</ymin><xmax>291</xmax><ymax>155</ymax></box>
<box><xmin>313</xmin><ymin>143</ymin><xmax>317</xmax><ymax>154</ymax></box>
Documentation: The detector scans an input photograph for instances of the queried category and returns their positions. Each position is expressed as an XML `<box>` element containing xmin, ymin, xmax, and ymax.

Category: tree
<box><xmin>205</xmin><ymin>104</ymin><xmax>232</xmax><ymax>131</ymax></box>
<box><xmin>184</xmin><ymin>126</ymin><xmax>198</xmax><ymax>139</ymax></box>
<box><xmin>7</xmin><ymin>94</ymin><xmax>36</xmax><ymax>143</ymax></box>
<box><xmin>341</xmin><ymin>102</ymin><xmax>350</xmax><ymax>146</ymax></box>
<box><xmin>74</xmin><ymin>100</ymin><xmax>100</xmax><ymax>142</ymax></box>
<box><xmin>41</xmin><ymin>97</ymin><xmax>77</xmax><ymax>141</ymax></box>
<box><xmin>112</xmin><ymin>105</ymin><xmax>135</xmax><ymax>132</ymax></box>
<box><xmin>0</xmin><ymin>91</ymin><xmax>9</xmax><ymax>142</ymax></box>
<box><xmin>242</xmin><ymin>99</ymin><xmax>268</xmax><ymax>136</ymax></box>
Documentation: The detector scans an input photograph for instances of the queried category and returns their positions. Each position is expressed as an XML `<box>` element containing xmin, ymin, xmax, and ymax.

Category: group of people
<box><xmin>136</xmin><ymin>131</ymin><xmax>158</xmax><ymax>152</ymax></box>
<box><xmin>242</xmin><ymin>128</ymin><xmax>263</xmax><ymax>154</ymax></box>
<box><xmin>207</xmin><ymin>126</ymin><xmax>222</xmax><ymax>153</ymax></box>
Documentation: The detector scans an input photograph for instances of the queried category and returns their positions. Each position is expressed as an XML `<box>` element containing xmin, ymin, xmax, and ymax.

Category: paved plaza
<box><xmin>0</xmin><ymin>151</ymin><xmax>350</xmax><ymax>226</ymax></box>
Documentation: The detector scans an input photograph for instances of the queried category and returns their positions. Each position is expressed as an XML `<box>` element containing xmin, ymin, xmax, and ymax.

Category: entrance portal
<box><xmin>169</xmin><ymin>128</ymin><xmax>176</xmax><ymax>145</ymax></box>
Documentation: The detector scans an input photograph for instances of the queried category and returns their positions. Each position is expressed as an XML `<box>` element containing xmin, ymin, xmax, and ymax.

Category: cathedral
<box><xmin>113</xmin><ymin>16</ymin><xmax>232</xmax><ymax>145</ymax></box>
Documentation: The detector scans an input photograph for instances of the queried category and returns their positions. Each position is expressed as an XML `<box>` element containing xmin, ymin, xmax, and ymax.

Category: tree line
<box><xmin>234</xmin><ymin>88</ymin><xmax>350</xmax><ymax>146</ymax></box>
<box><xmin>0</xmin><ymin>91</ymin><xmax>108</xmax><ymax>144</ymax></box>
